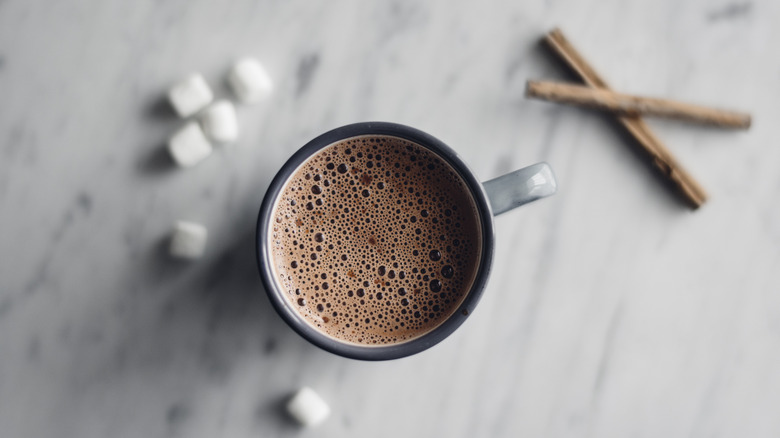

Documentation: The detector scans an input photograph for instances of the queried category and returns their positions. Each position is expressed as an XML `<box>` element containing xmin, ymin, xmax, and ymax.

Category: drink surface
<box><xmin>269</xmin><ymin>135</ymin><xmax>482</xmax><ymax>345</ymax></box>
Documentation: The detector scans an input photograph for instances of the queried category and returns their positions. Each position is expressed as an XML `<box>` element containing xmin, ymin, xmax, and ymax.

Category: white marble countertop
<box><xmin>2</xmin><ymin>0</ymin><xmax>779</xmax><ymax>437</ymax></box>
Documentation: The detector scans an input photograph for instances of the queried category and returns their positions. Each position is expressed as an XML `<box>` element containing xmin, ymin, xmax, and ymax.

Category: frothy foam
<box><xmin>269</xmin><ymin>135</ymin><xmax>482</xmax><ymax>345</ymax></box>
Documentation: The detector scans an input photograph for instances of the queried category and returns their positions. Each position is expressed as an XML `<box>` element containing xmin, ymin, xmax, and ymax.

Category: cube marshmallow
<box><xmin>286</xmin><ymin>387</ymin><xmax>330</xmax><ymax>427</ymax></box>
<box><xmin>169</xmin><ymin>221</ymin><xmax>208</xmax><ymax>259</ymax></box>
<box><xmin>227</xmin><ymin>57</ymin><xmax>273</xmax><ymax>103</ymax></box>
<box><xmin>168</xmin><ymin>122</ymin><xmax>213</xmax><ymax>167</ymax></box>
<box><xmin>168</xmin><ymin>73</ymin><xmax>214</xmax><ymax>118</ymax></box>
<box><xmin>200</xmin><ymin>100</ymin><xmax>239</xmax><ymax>143</ymax></box>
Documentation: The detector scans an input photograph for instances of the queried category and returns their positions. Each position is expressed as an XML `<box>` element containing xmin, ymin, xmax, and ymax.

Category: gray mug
<box><xmin>256</xmin><ymin>122</ymin><xmax>557</xmax><ymax>360</ymax></box>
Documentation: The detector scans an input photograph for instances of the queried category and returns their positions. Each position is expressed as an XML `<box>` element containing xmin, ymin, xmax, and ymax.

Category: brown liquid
<box><xmin>269</xmin><ymin>135</ymin><xmax>482</xmax><ymax>345</ymax></box>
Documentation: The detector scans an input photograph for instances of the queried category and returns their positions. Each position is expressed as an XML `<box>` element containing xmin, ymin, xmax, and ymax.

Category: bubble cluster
<box><xmin>269</xmin><ymin>135</ymin><xmax>482</xmax><ymax>345</ymax></box>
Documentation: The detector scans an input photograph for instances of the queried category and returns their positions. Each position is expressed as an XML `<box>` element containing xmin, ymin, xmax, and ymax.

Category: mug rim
<box><xmin>256</xmin><ymin>122</ymin><xmax>495</xmax><ymax>360</ymax></box>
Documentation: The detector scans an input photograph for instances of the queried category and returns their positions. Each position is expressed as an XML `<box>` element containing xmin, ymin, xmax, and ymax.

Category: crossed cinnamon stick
<box><xmin>534</xmin><ymin>28</ymin><xmax>751</xmax><ymax>209</ymax></box>
<box><xmin>526</xmin><ymin>80</ymin><xmax>750</xmax><ymax>129</ymax></box>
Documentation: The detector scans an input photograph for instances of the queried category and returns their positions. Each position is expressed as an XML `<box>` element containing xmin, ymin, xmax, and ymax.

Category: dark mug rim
<box><xmin>256</xmin><ymin>122</ymin><xmax>495</xmax><ymax>360</ymax></box>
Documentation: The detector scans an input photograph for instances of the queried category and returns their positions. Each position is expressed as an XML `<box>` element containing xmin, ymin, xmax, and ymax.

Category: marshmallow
<box><xmin>286</xmin><ymin>387</ymin><xmax>330</xmax><ymax>427</ymax></box>
<box><xmin>200</xmin><ymin>100</ymin><xmax>239</xmax><ymax>143</ymax></box>
<box><xmin>168</xmin><ymin>122</ymin><xmax>213</xmax><ymax>167</ymax></box>
<box><xmin>227</xmin><ymin>58</ymin><xmax>273</xmax><ymax>103</ymax></box>
<box><xmin>168</xmin><ymin>73</ymin><xmax>214</xmax><ymax>118</ymax></box>
<box><xmin>169</xmin><ymin>221</ymin><xmax>208</xmax><ymax>259</ymax></box>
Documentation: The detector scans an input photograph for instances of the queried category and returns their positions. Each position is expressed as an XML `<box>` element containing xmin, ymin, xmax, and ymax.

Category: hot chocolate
<box><xmin>268</xmin><ymin>135</ymin><xmax>482</xmax><ymax>345</ymax></box>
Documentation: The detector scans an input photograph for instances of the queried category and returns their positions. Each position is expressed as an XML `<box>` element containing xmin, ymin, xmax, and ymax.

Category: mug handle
<box><xmin>482</xmin><ymin>162</ymin><xmax>558</xmax><ymax>216</ymax></box>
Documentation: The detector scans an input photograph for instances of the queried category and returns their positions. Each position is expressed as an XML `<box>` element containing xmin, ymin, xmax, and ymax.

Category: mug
<box><xmin>256</xmin><ymin>122</ymin><xmax>557</xmax><ymax>360</ymax></box>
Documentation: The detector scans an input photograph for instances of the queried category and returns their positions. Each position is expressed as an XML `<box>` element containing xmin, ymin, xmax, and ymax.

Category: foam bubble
<box><xmin>269</xmin><ymin>135</ymin><xmax>482</xmax><ymax>345</ymax></box>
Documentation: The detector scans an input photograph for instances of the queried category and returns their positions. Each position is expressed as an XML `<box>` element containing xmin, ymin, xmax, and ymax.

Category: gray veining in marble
<box><xmin>1</xmin><ymin>0</ymin><xmax>780</xmax><ymax>437</ymax></box>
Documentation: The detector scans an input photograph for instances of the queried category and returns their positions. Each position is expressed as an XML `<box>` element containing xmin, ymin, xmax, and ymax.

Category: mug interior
<box><xmin>256</xmin><ymin>122</ymin><xmax>495</xmax><ymax>360</ymax></box>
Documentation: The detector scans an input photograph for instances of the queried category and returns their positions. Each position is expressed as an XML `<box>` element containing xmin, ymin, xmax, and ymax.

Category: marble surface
<box><xmin>1</xmin><ymin>0</ymin><xmax>779</xmax><ymax>436</ymax></box>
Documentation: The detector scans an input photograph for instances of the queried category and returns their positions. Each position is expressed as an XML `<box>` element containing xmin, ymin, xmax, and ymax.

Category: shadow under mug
<box><xmin>256</xmin><ymin>122</ymin><xmax>557</xmax><ymax>360</ymax></box>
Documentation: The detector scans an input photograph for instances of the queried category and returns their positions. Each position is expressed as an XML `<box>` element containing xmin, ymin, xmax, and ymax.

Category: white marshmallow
<box><xmin>168</xmin><ymin>73</ymin><xmax>214</xmax><ymax>118</ymax></box>
<box><xmin>200</xmin><ymin>100</ymin><xmax>239</xmax><ymax>143</ymax></box>
<box><xmin>169</xmin><ymin>221</ymin><xmax>208</xmax><ymax>259</ymax></box>
<box><xmin>168</xmin><ymin>122</ymin><xmax>213</xmax><ymax>167</ymax></box>
<box><xmin>227</xmin><ymin>58</ymin><xmax>273</xmax><ymax>103</ymax></box>
<box><xmin>286</xmin><ymin>387</ymin><xmax>330</xmax><ymax>427</ymax></box>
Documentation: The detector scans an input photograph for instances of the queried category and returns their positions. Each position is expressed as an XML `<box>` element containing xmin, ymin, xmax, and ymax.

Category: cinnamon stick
<box><xmin>543</xmin><ymin>28</ymin><xmax>708</xmax><ymax>209</ymax></box>
<box><xmin>526</xmin><ymin>80</ymin><xmax>751</xmax><ymax>129</ymax></box>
